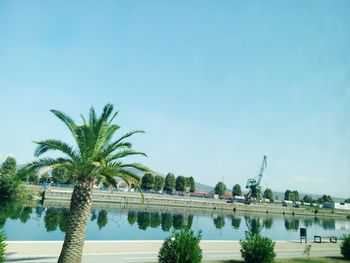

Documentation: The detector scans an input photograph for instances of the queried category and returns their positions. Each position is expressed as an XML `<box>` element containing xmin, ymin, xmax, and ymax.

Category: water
<box><xmin>0</xmin><ymin>201</ymin><xmax>349</xmax><ymax>241</ymax></box>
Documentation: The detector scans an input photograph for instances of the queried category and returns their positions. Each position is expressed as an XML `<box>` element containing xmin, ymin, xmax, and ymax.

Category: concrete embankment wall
<box><xmin>43</xmin><ymin>189</ymin><xmax>350</xmax><ymax>219</ymax></box>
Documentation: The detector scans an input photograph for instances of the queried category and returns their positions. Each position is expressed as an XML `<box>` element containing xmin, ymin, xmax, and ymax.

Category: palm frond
<box><xmin>50</xmin><ymin>110</ymin><xmax>77</xmax><ymax>137</ymax></box>
<box><xmin>101</xmin><ymin>142</ymin><xmax>132</xmax><ymax>157</ymax></box>
<box><xmin>34</xmin><ymin>139</ymin><xmax>79</xmax><ymax>160</ymax></box>
<box><xmin>108</xmin><ymin>111</ymin><xmax>119</xmax><ymax>125</ymax></box>
<box><xmin>92</xmin><ymin>121</ymin><xmax>110</xmax><ymax>158</ymax></box>
<box><xmin>80</xmin><ymin>114</ymin><xmax>87</xmax><ymax>126</ymax></box>
<box><xmin>113</xmin><ymin>130</ymin><xmax>145</xmax><ymax>146</ymax></box>
<box><xmin>104</xmin><ymin>124</ymin><xmax>120</xmax><ymax>145</ymax></box>
<box><xmin>100</xmin><ymin>130</ymin><xmax>144</xmax><ymax>157</ymax></box>
<box><xmin>100</xmin><ymin>103</ymin><xmax>114</xmax><ymax>121</ymax></box>
<box><xmin>120</xmin><ymin>163</ymin><xmax>153</xmax><ymax>174</ymax></box>
<box><xmin>29</xmin><ymin>157</ymin><xmax>72</xmax><ymax>170</ymax></box>
<box><xmin>101</xmin><ymin>172</ymin><xmax>118</xmax><ymax>188</ymax></box>
<box><xmin>75</xmin><ymin>125</ymin><xmax>95</xmax><ymax>160</ymax></box>
<box><xmin>107</xmin><ymin>150</ymin><xmax>147</xmax><ymax>162</ymax></box>
<box><xmin>89</xmin><ymin>106</ymin><xmax>97</xmax><ymax>127</ymax></box>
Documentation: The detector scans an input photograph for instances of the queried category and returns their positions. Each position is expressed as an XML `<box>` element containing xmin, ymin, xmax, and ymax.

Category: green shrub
<box><xmin>158</xmin><ymin>228</ymin><xmax>202</xmax><ymax>263</ymax></box>
<box><xmin>240</xmin><ymin>233</ymin><xmax>276</xmax><ymax>263</ymax></box>
<box><xmin>0</xmin><ymin>230</ymin><xmax>6</xmax><ymax>263</ymax></box>
<box><xmin>340</xmin><ymin>234</ymin><xmax>350</xmax><ymax>259</ymax></box>
<box><xmin>0</xmin><ymin>174</ymin><xmax>20</xmax><ymax>199</ymax></box>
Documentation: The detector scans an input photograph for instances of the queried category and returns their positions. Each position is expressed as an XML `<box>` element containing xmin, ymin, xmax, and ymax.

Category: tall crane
<box><xmin>246</xmin><ymin>155</ymin><xmax>267</xmax><ymax>202</ymax></box>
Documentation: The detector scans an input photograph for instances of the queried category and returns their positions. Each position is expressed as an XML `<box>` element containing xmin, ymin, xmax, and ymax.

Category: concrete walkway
<box><xmin>5</xmin><ymin>240</ymin><xmax>341</xmax><ymax>262</ymax></box>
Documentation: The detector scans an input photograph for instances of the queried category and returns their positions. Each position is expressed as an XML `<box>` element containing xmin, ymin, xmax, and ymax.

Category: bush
<box><xmin>0</xmin><ymin>230</ymin><xmax>6</xmax><ymax>263</ymax></box>
<box><xmin>158</xmin><ymin>228</ymin><xmax>202</xmax><ymax>263</ymax></box>
<box><xmin>0</xmin><ymin>174</ymin><xmax>20</xmax><ymax>199</ymax></box>
<box><xmin>240</xmin><ymin>233</ymin><xmax>276</xmax><ymax>263</ymax></box>
<box><xmin>341</xmin><ymin>234</ymin><xmax>350</xmax><ymax>259</ymax></box>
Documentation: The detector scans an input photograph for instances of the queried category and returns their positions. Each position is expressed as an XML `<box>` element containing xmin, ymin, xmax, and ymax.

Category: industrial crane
<box><xmin>245</xmin><ymin>155</ymin><xmax>267</xmax><ymax>202</ymax></box>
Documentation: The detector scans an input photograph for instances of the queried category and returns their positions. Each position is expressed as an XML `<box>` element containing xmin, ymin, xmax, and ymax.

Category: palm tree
<box><xmin>30</xmin><ymin>104</ymin><xmax>150</xmax><ymax>263</ymax></box>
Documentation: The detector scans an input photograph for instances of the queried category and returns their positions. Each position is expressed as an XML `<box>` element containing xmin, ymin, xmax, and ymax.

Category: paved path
<box><xmin>5</xmin><ymin>240</ymin><xmax>341</xmax><ymax>262</ymax></box>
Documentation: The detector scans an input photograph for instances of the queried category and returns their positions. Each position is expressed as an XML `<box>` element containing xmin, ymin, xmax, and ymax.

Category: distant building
<box><xmin>323</xmin><ymin>202</ymin><xmax>350</xmax><ymax>210</ymax></box>
<box><xmin>190</xmin><ymin>191</ymin><xmax>206</xmax><ymax>198</ymax></box>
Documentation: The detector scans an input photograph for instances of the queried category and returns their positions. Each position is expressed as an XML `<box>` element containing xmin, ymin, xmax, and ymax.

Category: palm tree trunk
<box><xmin>58</xmin><ymin>180</ymin><xmax>94</xmax><ymax>263</ymax></box>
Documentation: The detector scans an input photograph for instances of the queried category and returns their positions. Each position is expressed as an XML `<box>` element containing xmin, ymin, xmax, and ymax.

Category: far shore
<box><xmin>27</xmin><ymin>185</ymin><xmax>350</xmax><ymax>220</ymax></box>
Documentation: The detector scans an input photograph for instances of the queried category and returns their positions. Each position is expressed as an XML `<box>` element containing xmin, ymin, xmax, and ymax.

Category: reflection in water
<box><xmin>35</xmin><ymin>206</ymin><xmax>45</xmax><ymax>219</ymax></box>
<box><xmin>245</xmin><ymin>216</ymin><xmax>264</xmax><ymax>235</ymax></box>
<box><xmin>137</xmin><ymin>211</ymin><xmax>150</xmax><ymax>230</ymax></box>
<box><xmin>264</xmin><ymin>217</ymin><xmax>273</xmax><ymax>229</ymax></box>
<box><xmin>0</xmin><ymin>199</ymin><xmax>348</xmax><ymax>241</ymax></box>
<box><xmin>284</xmin><ymin>218</ymin><xmax>299</xmax><ymax>231</ymax></box>
<box><xmin>322</xmin><ymin>218</ymin><xmax>335</xmax><ymax>230</ymax></box>
<box><xmin>314</xmin><ymin>217</ymin><xmax>320</xmax><ymax>225</ymax></box>
<box><xmin>90</xmin><ymin>210</ymin><xmax>97</xmax><ymax>221</ymax></box>
<box><xmin>0</xmin><ymin>200</ymin><xmax>29</xmax><ymax>228</ymax></box>
<box><xmin>44</xmin><ymin>208</ymin><xmax>69</xmax><ymax>232</ymax></box>
<box><xmin>173</xmin><ymin>214</ymin><xmax>183</xmax><ymax>230</ymax></box>
<box><xmin>303</xmin><ymin>218</ymin><xmax>313</xmax><ymax>227</ymax></box>
<box><xmin>19</xmin><ymin>207</ymin><xmax>32</xmax><ymax>223</ymax></box>
<box><xmin>161</xmin><ymin>213</ymin><xmax>172</xmax><ymax>232</ymax></box>
<box><xmin>213</xmin><ymin>216</ymin><xmax>225</xmax><ymax>229</ymax></box>
<box><xmin>188</xmin><ymin>214</ymin><xmax>194</xmax><ymax>228</ymax></box>
<box><xmin>150</xmin><ymin>213</ymin><xmax>161</xmax><ymax>228</ymax></box>
<box><xmin>127</xmin><ymin>211</ymin><xmax>137</xmax><ymax>226</ymax></box>
<box><xmin>231</xmin><ymin>216</ymin><xmax>241</xmax><ymax>229</ymax></box>
<box><xmin>97</xmin><ymin>210</ymin><xmax>108</xmax><ymax>230</ymax></box>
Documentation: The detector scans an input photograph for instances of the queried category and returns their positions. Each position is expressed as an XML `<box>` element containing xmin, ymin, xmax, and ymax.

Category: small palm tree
<box><xmin>30</xmin><ymin>104</ymin><xmax>150</xmax><ymax>263</ymax></box>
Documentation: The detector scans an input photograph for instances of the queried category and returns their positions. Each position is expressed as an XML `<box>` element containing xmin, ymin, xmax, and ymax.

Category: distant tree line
<box><xmin>284</xmin><ymin>189</ymin><xmax>334</xmax><ymax>204</ymax></box>
<box><xmin>140</xmin><ymin>172</ymin><xmax>195</xmax><ymax>194</ymax></box>
<box><xmin>211</xmin><ymin>180</ymin><xmax>337</xmax><ymax>204</ymax></box>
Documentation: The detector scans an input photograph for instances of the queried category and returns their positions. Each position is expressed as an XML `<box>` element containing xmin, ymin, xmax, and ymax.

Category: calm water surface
<box><xmin>1</xmin><ymin>201</ymin><xmax>349</xmax><ymax>241</ymax></box>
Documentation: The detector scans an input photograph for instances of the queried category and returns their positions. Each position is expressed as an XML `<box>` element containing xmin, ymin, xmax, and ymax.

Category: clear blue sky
<box><xmin>0</xmin><ymin>1</ymin><xmax>349</xmax><ymax>198</ymax></box>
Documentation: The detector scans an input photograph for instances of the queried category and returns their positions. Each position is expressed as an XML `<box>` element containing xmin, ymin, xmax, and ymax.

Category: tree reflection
<box><xmin>97</xmin><ymin>210</ymin><xmax>108</xmax><ymax>230</ymax></box>
<box><xmin>19</xmin><ymin>207</ymin><xmax>32</xmax><ymax>223</ymax></box>
<box><xmin>245</xmin><ymin>216</ymin><xmax>263</xmax><ymax>235</ymax></box>
<box><xmin>90</xmin><ymin>210</ymin><xmax>97</xmax><ymax>221</ymax></box>
<box><xmin>58</xmin><ymin>209</ymin><xmax>69</xmax><ymax>232</ymax></box>
<box><xmin>213</xmin><ymin>216</ymin><xmax>225</xmax><ymax>229</ymax></box>
<box><xmin>0</xmin><ymin>200</ymin><xmax>24</xmax><ymax>227</ymax></box>
<box><xmin>35</xmin><ymin>206</ymin><xmax>45</xmax><ymax>219</ymax></box>
<box><xmin>43</xmin><ymin>208</ymin><xmax>70</xmax><ymax>232</ymax></box>
<box><xmin>161</xmin><ymin>213</ymin><xmax>172</xmax><ymax>232</ymax></box>
<box><xmin>137</xmin><ymin>211</ymin><xmax>150</xmax><ymax>230</ymax></box>
<box><xmin>314</xmin><ymin>217</ymin><xmax>320</xmax><ymax>225</ymax></box>
<box><xmin>284</xmin><ymin>218</ymin><xmax>299</xmax><ymax>231</ymax></box>
<box><xmin>173</xmin><ymin>214</ymin><xmax>183</xmax><ymax>230</ymax></box>
<box><xmin>263</xmin><ymin>217</ymin><xmax>273</xmax><ymax>229</ymax></box>
<box><xmin>127</xmin><ymin>211</ymin><xmax>137</xmax><ymax>226</ymax></box>
<box><xmin>187</xmin><ymin>214</ymin><xmax>194</xmax><ymax>228</ymax></box>
<box><xmin>231</xmin><ymin>216</ymin><xmax>241</xmax><ymax>229</ymax></box>
<box><xmin>322</xmin><ymin>219</ymin><xmax>335</xmax><ymax>230</ymax></box>
<box><xmin>150</xmin><ymin>212</ymin><xmax>161</xmax><ymax>228</ymax></box>
<box><xmin>303</xmin><ymin>218</ymin><xmax>313</xmax><ymax>227</ymax></box>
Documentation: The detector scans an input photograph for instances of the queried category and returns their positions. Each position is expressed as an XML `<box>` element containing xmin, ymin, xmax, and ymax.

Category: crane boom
<box><xmin>257</xmin><ymin>155</ymin><xmax>267</xmax><ymax>185</ymax></box>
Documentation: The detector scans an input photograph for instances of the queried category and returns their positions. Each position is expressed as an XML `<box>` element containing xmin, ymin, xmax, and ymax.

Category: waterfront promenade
<box><xmin>5</xmin><ymin>240</ymin><xmax>341</xmax><ymax>262</ymax></box>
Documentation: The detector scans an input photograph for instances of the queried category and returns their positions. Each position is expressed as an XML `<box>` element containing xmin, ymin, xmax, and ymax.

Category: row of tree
<box><xmin>284</xmin><ymin>189</ymin><xmax>333</xmax><ymax>204</ymax></box>
<box><xmin>212</xmin><ymin>181</ymin><xmax>336</xmax><ymax>204</ymax></box>
<box><xmin>213</xmin><ymin>181</ymin><xmax>274</xmax><ymax>201</ymax></box>
<box><xmin>141</xmin><ymin>173</ymin><xmax>195</xmax><ymax>193</ymax></box>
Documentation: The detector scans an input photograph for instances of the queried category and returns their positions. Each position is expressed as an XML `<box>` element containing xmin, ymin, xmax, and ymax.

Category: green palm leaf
<box><xmin>34</xmin><ymin>139</ymin><xmax>79</xmax><ymax>161</ymax></box>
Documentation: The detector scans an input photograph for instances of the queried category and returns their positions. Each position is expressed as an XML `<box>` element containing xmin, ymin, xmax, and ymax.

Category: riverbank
<box><xmin>41</xmin><ymin>187</ymin><xmax>350</xmax><ymax>219</ymax></box>
<box><xmin>5</xmin><ymin>240</ymin><xmax>342</xmax><ymax>263</ymax></box>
